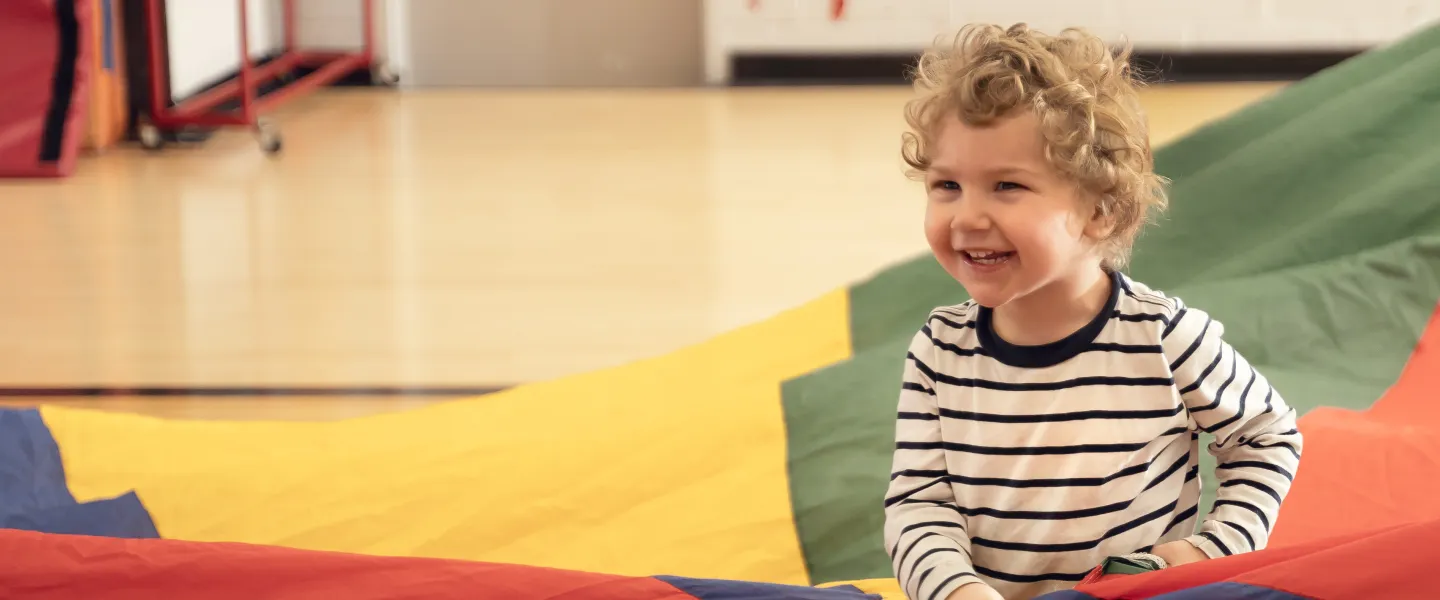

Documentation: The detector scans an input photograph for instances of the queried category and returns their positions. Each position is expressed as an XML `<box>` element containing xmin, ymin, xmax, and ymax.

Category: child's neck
<box><xmin>991</xmin><ymin>266</ymin><xmax>1113</xmax><ymax>347</ymax></box>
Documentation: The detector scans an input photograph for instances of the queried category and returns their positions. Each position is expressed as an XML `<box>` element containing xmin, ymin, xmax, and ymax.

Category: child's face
<box><xmin>923</xmin><ymin>111</ymin><xmax>1110</xmax><ymax>309</ymax></box>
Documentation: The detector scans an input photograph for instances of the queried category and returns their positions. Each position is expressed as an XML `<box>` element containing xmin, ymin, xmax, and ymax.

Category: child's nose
<box><xmin>951</xmin><ymin>199</ymin><xmax>989</xmax><ymax>231</ymax></box>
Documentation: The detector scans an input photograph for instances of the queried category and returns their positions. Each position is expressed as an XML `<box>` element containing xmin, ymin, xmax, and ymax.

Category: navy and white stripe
<box><xmin>883</xmin><ymin>273</ymin><xmax>1302</xmax><ymax>600</ymax></box>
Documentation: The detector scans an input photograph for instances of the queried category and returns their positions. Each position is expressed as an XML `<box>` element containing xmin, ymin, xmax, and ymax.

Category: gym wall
<box><xmin>401</xmin><ymin>0</ymin><xmax>704</xmax><ymax>87</ymax></box>
<box><xmin>159</xmin><ymin>0</ymin><xmax>1440</xmax><ymax>90</ymax></box>
<box><xmin>704</xmin><ymin>0</ymin><xmax>1440</xmax><ymax>83</ymax></box>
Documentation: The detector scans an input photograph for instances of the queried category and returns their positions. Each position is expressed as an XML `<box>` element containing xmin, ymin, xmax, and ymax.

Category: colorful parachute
<box><xmin>1048</xmin><ymin>518</ymin><xmax>1440</xmax><ymax>599</ymax></box>
<box><xmin>2</xmin><ymin>18</ymin><xmax>1439</xmax><ymax>600</ymax></box>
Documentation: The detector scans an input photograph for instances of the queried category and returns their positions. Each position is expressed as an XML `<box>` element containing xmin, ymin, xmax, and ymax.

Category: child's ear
<box><xmin>1084</xmin><ymin>196</ymin><xmax>1118</xmax><ymax>240</ymax></box>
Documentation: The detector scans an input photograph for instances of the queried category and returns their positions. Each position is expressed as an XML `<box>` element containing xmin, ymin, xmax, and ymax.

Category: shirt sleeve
<box><xmin>1162</xmin><ymin>303</ymin><xmax>1303</xmax><ymax>559</ymax></box>
<box><xmin>883</xmin><ymin>326</ymin><xmax>984</xmax><ymax>600</ymax></box>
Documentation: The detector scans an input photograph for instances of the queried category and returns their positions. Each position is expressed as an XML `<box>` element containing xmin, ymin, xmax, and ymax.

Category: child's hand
<box><xmin>1151</xmin><ymin>540</ymin><xmax>1209</xmax><ymax>568</ymax></box>
<box><xmin>945</xmin><ymin>581</ymin><xmax>1005</xmax><ymax>600</ymax></box>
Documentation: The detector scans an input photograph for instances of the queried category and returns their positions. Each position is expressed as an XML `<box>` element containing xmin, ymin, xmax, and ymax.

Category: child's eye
<box><xmin>996</xmin><ymin>181</ymin><xmax>1026</xmax><ymax>191</ymax></box>
<box><xmin>931</xmin><ymin>180</ymin><xmax>960</xmax><ymax>191</ymax></box>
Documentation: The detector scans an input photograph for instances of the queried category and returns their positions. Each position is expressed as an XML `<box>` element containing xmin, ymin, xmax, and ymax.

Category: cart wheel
<box><xmin>372</xmin><ymin>64</ymin><xmax>399</xmax><ymax>86</ymax></box>
<box><xmin>138</xmin><ymin>120</ymin><xmax>165</xmax><ymax>151</ymax></box>
<box><xmin>255</xmin><ymin>122</ymin><xmax>283</xmax><ymax>155</ymax></box>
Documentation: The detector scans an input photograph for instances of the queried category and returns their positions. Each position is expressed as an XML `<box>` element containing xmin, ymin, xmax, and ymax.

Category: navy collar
<box><xmin>975</xmin><ymin>270</ymin><xmax>1121</xmax><ymax>369</ymax></box>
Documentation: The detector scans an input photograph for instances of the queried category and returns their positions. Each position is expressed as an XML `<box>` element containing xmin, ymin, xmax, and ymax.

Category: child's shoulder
<box><xmin>922</xmin><ymin>299</ymin><xmax>982</xmax><ymax>332</ymax></box>
<box><xmin>910</xmin><ymin>300</ymin><xmax>982</xmax><ymax>351</ymax></box>
<box><xmin>1112</xmin><ymin>273</ymin><xmax>1225</xmax><ymax>347</ymax></box>
<box><xmin>1112</xmin><ymin>273</ymin><xmax>1185</xmax><ymax>319</ymax></box>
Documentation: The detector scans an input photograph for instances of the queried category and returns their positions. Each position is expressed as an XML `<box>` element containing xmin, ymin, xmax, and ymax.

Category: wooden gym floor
<box><xmin>0</xmin><ymin>82</ymin><xmax>1285</xmax><ymax>420</ymax></box>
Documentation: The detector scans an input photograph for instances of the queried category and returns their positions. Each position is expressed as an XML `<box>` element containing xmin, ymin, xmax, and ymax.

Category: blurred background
<box><xmin>1</xmin><ymin>0</ymin><xmax>1436</xmax><ymax>420</ymax></box>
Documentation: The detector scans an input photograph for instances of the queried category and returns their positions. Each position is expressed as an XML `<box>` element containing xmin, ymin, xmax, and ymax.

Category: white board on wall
<box><xmin>703</xmin><ymin>0</ymin><xmax>1440</xmax><ymax>83</ymax></box>
<box><xmin>164</xmin><ymin>0</ymin><xmax>409</xmax><ymax>99</ymax></box>
<box><xmin>166</xmin><ymin>0</ymin><xmax>283</xmax><ymax>99</ymax></box>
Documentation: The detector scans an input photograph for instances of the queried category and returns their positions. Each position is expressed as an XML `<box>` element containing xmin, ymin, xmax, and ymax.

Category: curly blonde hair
<box><xmin>902</xmin><ymin>23</ymin><xmax>1169</xmax><ymax>270</ymax></box>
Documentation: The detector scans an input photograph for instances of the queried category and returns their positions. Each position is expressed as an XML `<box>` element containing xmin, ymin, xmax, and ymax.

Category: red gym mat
<box><xmin>0</xmin><ymin>0</ymin><xmax>92</xmax><ymax>178</ymax></box>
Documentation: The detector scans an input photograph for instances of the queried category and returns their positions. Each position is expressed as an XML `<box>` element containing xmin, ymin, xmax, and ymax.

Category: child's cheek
<box><xmin>924</xmin><ymin>208</ymin><xmax>957</xmax><ymax>261</ymax></box>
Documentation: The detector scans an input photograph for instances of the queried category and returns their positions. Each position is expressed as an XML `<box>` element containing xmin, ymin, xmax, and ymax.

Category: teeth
<box><xmin>965</xmin><ymin>250</ymin><xmax>1010</xmax><ymax>265</ymax></box>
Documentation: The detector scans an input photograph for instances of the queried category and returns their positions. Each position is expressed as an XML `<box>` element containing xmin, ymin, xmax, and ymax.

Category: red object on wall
<box><xmin>748</xmin><ymin>0</ymin><xmax>845</xmax><ymax>20</ymax></box>
<box><xmin>0</xmin><ymin>0</ymin><xmax>93</xmax><ymax>178</ymax></box>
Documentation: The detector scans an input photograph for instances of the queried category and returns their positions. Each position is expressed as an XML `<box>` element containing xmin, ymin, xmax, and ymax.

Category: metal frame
<box><xmin>141</xmin><ymin>0</ymin><xmax>379</xmax><ymax>150</ymax></box>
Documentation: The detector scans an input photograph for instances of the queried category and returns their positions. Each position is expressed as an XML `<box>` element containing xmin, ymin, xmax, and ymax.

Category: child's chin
<box><xmin>960</xmin><ymin>286</ymin><xmax>1013</xmax><ymax>309</ymax></box>
<box><xmin>953</xmin><ymin>270</ymin><xmax>1018</xmax><ymax>309</ymax></box>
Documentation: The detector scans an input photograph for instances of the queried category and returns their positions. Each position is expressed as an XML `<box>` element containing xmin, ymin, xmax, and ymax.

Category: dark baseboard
<box><xmin>182</xmin><ymin>49</ymin><xmax>390</xmax><ymax>107</ymax></box>
<box><xmin>300</xmin><ymin>62</ymin><xmax>383</xmax><ymax>87</ymax></box>
<box><xmin>730</xmin><ymin>54</ymin><xmax>919</xmax><ymax>86</ymax></box>
<box><xmin>1130</xmin><ymin>50</ymin><xmax>1362</xmax><ymax>82</ymax></box>
<box><xmin>729</xmin><ymin>49</ymin><xmax>1363</xmax><ymax>86</ymax></box>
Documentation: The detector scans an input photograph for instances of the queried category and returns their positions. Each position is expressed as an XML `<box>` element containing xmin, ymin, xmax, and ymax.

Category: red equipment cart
<box><xmin>138</xmin><ymin>0</ymin><xmax>393</xmax><ymax>154</ymax></box>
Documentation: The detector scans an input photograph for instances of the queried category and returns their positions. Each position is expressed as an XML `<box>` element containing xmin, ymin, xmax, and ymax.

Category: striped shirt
<box><xmin>883</xmin><ymin>271</ymin><xmax>1302</xmax><ymax>600</ymax></box>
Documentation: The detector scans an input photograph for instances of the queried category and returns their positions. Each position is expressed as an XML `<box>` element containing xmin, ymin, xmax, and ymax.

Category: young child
<box><xmin>882</xmin><ymin>24</ymin><xmax>1303</xmax><ymax>600</ymax></box>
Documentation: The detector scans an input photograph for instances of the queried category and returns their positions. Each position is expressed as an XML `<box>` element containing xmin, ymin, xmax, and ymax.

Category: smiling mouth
<box><xmin>961</xmin><ymin>250</ymin><xmax>1015</xmax><ymax>266</ymax></box>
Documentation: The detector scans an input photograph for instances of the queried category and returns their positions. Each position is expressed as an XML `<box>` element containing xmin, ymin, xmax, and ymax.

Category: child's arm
<box><xmin>1163</xmin><ymin>305</ymin><xmax>1303</xmax><ymax>561</ymax></box>
<box><xmin>883</xmin><ymin>329</ymin><xmax>989</xmax><ymax>600</ymax></box>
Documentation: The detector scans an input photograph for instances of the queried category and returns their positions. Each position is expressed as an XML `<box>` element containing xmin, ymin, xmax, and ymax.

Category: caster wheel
<box><xmin>371</xmin><ymin>64</ymin><xmax>399</xmax><ymax>86</ymax></box>
<box><xmin>255</xmin><ymin>121</ymin><xmax>283</xmax><ymax>155</ymax></box>
<box><xmin>138</xmin><ymin>119</ymin><xmax>165</xmax><ymax>151</ymax></box>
